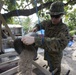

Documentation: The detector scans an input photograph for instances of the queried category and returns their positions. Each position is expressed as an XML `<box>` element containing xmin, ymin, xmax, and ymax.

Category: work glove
<box><xmin>21</xmin><ymin>36</ymin><xmax>35</xmax><ymax>45</ymax></box>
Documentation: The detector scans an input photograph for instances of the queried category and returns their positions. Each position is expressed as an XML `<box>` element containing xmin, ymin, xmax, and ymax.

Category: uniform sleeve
<box><xmin>35</xmin><ymin>25</ymin><xmax>70</xmax><ymax>52</ymax></box>
<box><xmin>34</xmin><ymin>20</ymin><xmax>48</xmax><ymax>30</ymax></box>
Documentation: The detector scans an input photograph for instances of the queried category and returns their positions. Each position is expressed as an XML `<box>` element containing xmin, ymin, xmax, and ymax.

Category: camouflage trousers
<box><xmin>44</xmin><ymin>51</ymin><xmax>62</xmax><ymax>75</ymax></box>
<box><xmin>48</xmin><ymin>61</ymin><xmax>61</xmax><ymax>75</ymax></box>
<box><xmin>17</xmin><ymin>50</ymin><xmax>35</xmax><ymax>75</ymax></box>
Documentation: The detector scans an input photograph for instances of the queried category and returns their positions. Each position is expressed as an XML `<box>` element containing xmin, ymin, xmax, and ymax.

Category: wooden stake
<box><xmin>0</xmin><ymin>21</ymin><xmax>2</xmax><ymax>53</ymax></box>
<box><xmin>0</xmin><ymin>14</ymin><xmax>15</xmax><ymax>40</ymax></box>
<box><xmin>0</xmin><ymin>1</ymin><xmax>4</xmax><ymax>11</ymax></box>
<box><xmin>0</xmin><ymin>1</ymin><xmax>3</xmax><ymax>53</ymax></box>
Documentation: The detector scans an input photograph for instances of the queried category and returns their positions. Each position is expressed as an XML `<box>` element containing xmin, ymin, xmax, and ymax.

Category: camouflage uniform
<box><xmin>34</xmin><ymin>2</ymin><xmax>70</xmax><ymax>75</ymax></box>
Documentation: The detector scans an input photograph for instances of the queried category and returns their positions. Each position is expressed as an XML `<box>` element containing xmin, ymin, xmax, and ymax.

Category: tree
<box><xmin>67</xmin><ymin>9</ymin><xmax>76</xmax><ymax>31</ymax></box>
<box><xmin>0</xmin><ymin>0</ymin><xmax>76</xmax><ymax>20</ymax></box>
<box><xmin>66</xmin><ymin>9</ymin><xmax>76</xmax><ymax>36</ymax></box>
<box><xmin>0</xmin><ymin>0</ymin><xmax>76</xmax><ymax>33</ymax></box>
<box><xmin>64</xmin><ymin>5</ymin><xmax>76</xmax><ymax>36</ymax></box>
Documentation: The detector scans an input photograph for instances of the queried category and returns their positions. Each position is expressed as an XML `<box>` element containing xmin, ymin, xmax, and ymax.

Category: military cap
<box><xmin>47</xmin><ymin>1</ymin><xmax>65</xmax><ymax>15</ymax></box>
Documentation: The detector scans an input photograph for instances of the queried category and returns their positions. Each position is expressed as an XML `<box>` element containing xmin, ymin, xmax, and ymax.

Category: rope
<box><xmin>34</xmin><ymin>0</ymin><xmax>44</xmax><ymax>44</ymax></box>
<box><xmin>34</xmin><ymin>1</ymin><xmax>54</xmax><ymax>75</ymax></box>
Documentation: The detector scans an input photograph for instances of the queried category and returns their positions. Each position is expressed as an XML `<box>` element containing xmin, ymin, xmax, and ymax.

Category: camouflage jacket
<box><xmin>34</xmin><ymin>20</ymin><xmax>70</xmax><ymax>54</ymax></box>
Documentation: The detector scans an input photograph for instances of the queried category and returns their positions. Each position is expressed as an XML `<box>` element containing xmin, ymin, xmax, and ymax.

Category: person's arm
<box><xmin>21</xmin><ymin>20</ymin><xmax>47</xmax><ymax>45</ymax></box>
<box><xmin>35</xmin><ymin>25</ymin><xmax>70</xmax><ymax>52</ymax></box>
<box><xmin>29</xmin><ymin>20</ymin><xmax>46</xmax><ymax>32</ymax></box>
<box><xmin>32</xmin><ymin>20</ymin><xmax>48</xmax><ymax>32</ymax></box>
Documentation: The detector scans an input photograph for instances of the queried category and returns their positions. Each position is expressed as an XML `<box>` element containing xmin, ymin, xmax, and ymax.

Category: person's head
<box><xmin>48</xmin><ymin>1</ymin><xmax>65</xmax><ymax>25</ymax></box>
<box><xmin>51</xmin><ymin>14</ymin><xmax>63</xmax><ymax>25</ymax></box>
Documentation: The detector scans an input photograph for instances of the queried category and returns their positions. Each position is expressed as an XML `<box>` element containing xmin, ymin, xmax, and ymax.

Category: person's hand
<box><xmin>21</xmin><ymin>36</ymin><xmax>35</xmax><ymax>45</ymax></box>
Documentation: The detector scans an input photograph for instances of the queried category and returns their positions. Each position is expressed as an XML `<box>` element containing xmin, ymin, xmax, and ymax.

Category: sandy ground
<box><xmin>61</xmin><ymin>41</ymin><xmax>76</xmax><ymax>75</ymax></box>
<box><xmin>0</xmin><ymin>41</ymin><xmax>76</xmax><ymax>75</ymax></box>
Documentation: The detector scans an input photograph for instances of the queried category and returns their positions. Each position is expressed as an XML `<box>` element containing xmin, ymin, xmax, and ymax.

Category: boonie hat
<box><xmin>47</xmin><ymin>1</ymin><xmax>65</xmax><ymax>15</ymax></box>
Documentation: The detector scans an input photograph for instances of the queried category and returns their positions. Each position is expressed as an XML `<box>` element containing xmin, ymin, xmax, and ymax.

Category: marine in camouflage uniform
<box><xmin>35</xmin><ymin>19</ymin><xmax>70</xmax><ymax>75</ymax></box>
<box><xmin>21</xmin><ymin>1</ymin><xmax>70</xmax><ymax>75</ymax></box>
<box><xmin>33</xmin><ymin>1</ymin><xmax>70</xmax><ymax>75</ymax></box>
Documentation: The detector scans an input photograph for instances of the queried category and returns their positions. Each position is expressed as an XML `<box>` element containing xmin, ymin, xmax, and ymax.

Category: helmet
<box><xmin>48</xmin><ymin>1</ymin><xmax>65</xmax><ymax>15</ymax></box>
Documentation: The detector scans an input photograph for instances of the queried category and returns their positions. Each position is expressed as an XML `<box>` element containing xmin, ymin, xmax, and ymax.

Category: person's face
<box><xmin>50</xmin><ymin>14</ymin><xmax>62</xmax><ymax>25</ymax></box>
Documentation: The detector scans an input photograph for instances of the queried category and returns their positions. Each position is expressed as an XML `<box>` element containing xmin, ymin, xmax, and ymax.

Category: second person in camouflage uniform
<box><xmin>21</xmin><ymin>1</ymin><xmax>70</xmax><ymax>75</ymax></box>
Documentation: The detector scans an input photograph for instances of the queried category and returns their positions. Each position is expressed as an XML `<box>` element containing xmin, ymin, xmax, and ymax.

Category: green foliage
<box><xmin>70</xmin><ymin>30</ymin><xmax>76</xmax><ymax>36</ymax></box>
<box><xmin>12</xmin><ymin>17</ymin><xmax>32</xmax><ymax>32</ymax></box>
<box><xmin>38</xmin><ymin>9</ymin><xmax>50</xmax><ymax>20</ymax></box>
<box><xmin>64</xmin><ymin>8</ymin><xmax>76</xmax><ymax>36</ymax></box>
<box><xmin>6</xmin><ymin>17</ymin><xmax>14</xmax><ymax>24</ymax></box>
<box><xmin>1</xmin><ymin>0</ymin><xmax>76</xmax><ymax>32</ymax></box>
<box><xmin>41</xmin><ymin>13</ymin><xmax>50</xmax><ymax>20</ymax></box>
<box><xmin>65</xmin><ymin>9</ymin><xmax>76</xmax><ymax>31</ymax></box>
<box><xmin>5</xmin><ymin>0</ymin><xmax>16</xmax><ymax>11</ymax></box>
<box><xmin>22</xmin><ymin>17</ymin><xmax>32</xmax><ymax>32</ymax></box>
